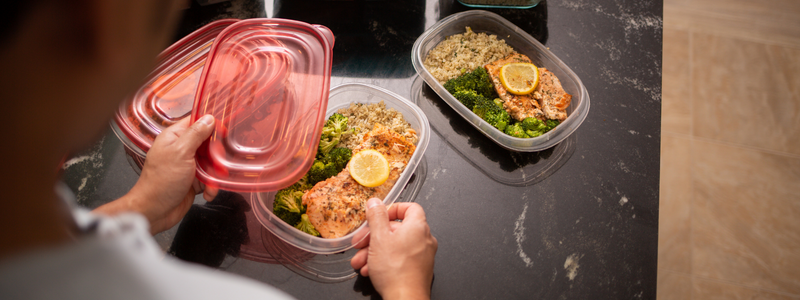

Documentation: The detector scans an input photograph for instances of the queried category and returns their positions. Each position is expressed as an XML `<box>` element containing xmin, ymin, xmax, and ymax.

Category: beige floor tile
<box><xmin>658</xmin><ymin>270</ymin><xmax>693</xmax><ymax>300</ymax></box>
<box><xmin>662</xmin><ymin>29</ymin><xmax>692</xmax><ymax>135</ymax></box>
<box><xmin>693</xmin><ymin>277</ymin><xmax>800</xmax><ymax>300</ymax></box>
<box><xmin>663</xmin><ymin>1</ymin><xmax>800</xmax><ymax>47</ymax></box>
<box><xmin>659</xmin><ymin>134</ymin><xmax>693</xmax><ymax>273</ymax></box>
<box><xmin>691</xmin><ymin>139</ymin><xmax>800</xmax><ymax>295</ymax></box>
<box><xmin>691</xmin><ymin>33</ymin><xmax>800</xmax><ymax>155</ymax></box>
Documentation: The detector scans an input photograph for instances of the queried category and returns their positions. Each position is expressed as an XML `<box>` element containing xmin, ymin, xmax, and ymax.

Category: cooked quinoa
<box><xmin>423</xmin><ymin>26</ymin><xmax>515</xmax><ymax>84</ymax></box>
<box><xmin>337</xmin><ymin>101</ymin><xmax>418</xmax><ymax>150</ymax></box>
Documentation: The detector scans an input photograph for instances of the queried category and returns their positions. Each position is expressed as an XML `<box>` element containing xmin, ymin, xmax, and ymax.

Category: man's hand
<box><xmin>350</xmin><ymin>199</ymin><xmax>438</xmax><ymax>300</ymax></box>
<box><xmin>95</xmin><ymin>115</ymin><xmax>218</xmax><ymax>234</ymax></box>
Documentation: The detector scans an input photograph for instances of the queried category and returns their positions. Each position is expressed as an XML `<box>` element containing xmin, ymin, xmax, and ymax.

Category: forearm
<box><xmin>92</xmin><ymin>191</ymin><xmax>159</xmax><ymax>234</ymax></box>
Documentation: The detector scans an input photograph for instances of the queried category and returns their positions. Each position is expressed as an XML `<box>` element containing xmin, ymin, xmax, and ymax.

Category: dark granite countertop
<box><xmin>61</xmin><ymin>0</ymin><xmax>662</xmax><ymax>299</ymax></box>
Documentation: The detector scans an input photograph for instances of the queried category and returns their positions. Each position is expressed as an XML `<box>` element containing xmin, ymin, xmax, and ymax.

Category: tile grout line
<box><xmin>663</xmin><ymin>5</ymin><xmax>800</xmax><ymax>50</ymax></box>
<box><xmin>691</xmin><ymin>136</ymin><xmax>800</xmax><ymax>160</ymax></box>
<box><xmin>687</xmin><ymin>27</ymin><xmax>695</xmax><ymax>291</ymax></box>
<box><xmin>690</xmin><ymin>274</ymin><xmax>800</xmax><ymax>298</ymax></box>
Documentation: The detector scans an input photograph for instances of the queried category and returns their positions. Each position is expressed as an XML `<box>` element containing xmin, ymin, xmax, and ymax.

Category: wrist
<box><xmin>382</xmin><ymin>285</ymin><xmax>431</xmax><ymax>300</ymax></box>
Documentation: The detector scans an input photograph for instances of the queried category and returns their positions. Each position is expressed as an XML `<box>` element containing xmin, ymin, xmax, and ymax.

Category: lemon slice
<box><xmin>349</xmin><ymin>149</ymin><xmax>390</xmax><ymax>187</ymax></box>
<box><xmin>499</xmin><ymin>63</ymin><xmax>539</xmax><ymax>95</ymax></box>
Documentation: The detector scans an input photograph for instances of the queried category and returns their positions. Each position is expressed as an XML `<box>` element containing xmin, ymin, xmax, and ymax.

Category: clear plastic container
<box><xmin>113</xmin><ymin>19</ymin><xmax>237</xmax><ymax>155</ymax></box>
<box><xmin>251</xmin><ymin>83</ymin><xmax>431</xmax><ymax>254</ymax></box>
<box><xmin>192</xmin><ymin>19</ymin><xmax>335</xmax><ymax>192</ymax></box>
<box><xmin>457</xmin><ymin>0</ymin><xmax>541</xmax><ymax>9</ymax></box>
<box><xmin>411</xmin><ymin>10</ymin><xmax>590</xmax><ymax>152</ymax></box>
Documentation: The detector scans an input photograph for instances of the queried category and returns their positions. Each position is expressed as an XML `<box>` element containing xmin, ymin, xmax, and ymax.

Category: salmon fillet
<box><xmin>302</xmin><ymin>123</ymin><xmax>416</xmax><ymax>238</ymax></box>
<box><xmin>485</xmin><ymin>53</ymin><xmax>572</xmax><ymax>121</ymax></box>
<box><xmin>485</xmin><ymin>53</ymin><xmax>545</xmax><ymax>121</ymax></box>
<box><xmin>533</xmin><ymin>68</ymin><xmax>571</xmax><ymax>121</ymax></box>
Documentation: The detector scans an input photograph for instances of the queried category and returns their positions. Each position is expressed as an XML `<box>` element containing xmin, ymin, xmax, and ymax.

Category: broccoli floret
<box><xmin>526</xmin><ymin>130</ymin><xmax>543</xmax><ymax>138</ymax></box>
<box><xmin>325</xmin><ymin>113</ymin><xmax>348</xmax><ymax>135</ymax></box>
<box><xmin>274</xmin><ymin>189</ymin><xmax>303</xmax><ymax>214</ymax></box>
<box><xmin>273</xmin><ymin>188</ymin><xmax>304</xmax><ymax>225</ymax></box>
<box><xmin>317</xmin><ymin>137</ymin><xmax>340</xmax><ymax>156</ymax></box>
<box><xmin>317</xmin><ymin>113</ymin><xmax>349</xmax><ymax>157</ymax></box>
<box><xmin>295</xmin><ymin>214</ymin><xmax>320</xmax><ymax>237</ymax></box>
<box><xmin>324</xmin><ymin>147</ymin><xmax>352</xmax><ymax>172</ymax></box>
<box><xmin>546</xmin><ymin>119</ymin><xmax>560</xmax><ymax>130</ymax></box>
<box><xmin>521</xmin><ymin>117</ymin><xmax>548</xmax><ymax>132</ymax></box>
<box><xmin>472</xmin><ymin>97</ymin><xmax>511</xmax><ymax>131</ymax></box>
<box><xmin>308</xmin><ymin>160</ymin><xmax>339</xmax><ymax>185</ymax></box>
<box><xmin>493</xmin><ymin>98</ymin><xmax>504</xmax><ymax>108</ymax></box>
<box><xmin>443</xmin><ymin>67</ymin><xmax>497</xmax><ymax>99</ymax></box>
<box><xmin>494</xmin><ymin>120</ymin><xmax>508</xmax><ymax>132</ymax></box>
<box><xmin>452</xmin><ymin>90</ymin><xmax>486</xmax><ymax>110</ymax></box>
<box><xmin>504</xmin><ymin>123</ymin><xmax>529</xmax><ymax>138</ymax></box>
<box><xmin>274</xmin><ymin>207</ymin><xmax>301</xmax><ymax>226</ymax></box>
<box><xmin>287</xmin><ymin>174</ymin><xmax>312</xmax><ymax>192</ymax></box>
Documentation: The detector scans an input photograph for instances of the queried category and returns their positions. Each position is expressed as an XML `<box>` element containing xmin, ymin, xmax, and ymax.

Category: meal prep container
<box><xmin>457</xmin><ymin>0</ymin><xmax>541</xmax><ymax>9</ymax></box>
<box><xmin>192</xmin><ymin>19</ymin><xmax>335</xmax><ymax>192</ymax></box>
<box><xmin>112</xmin><ymin>19</ymin><xmax>238</xmax><ymax>160</ymax></box>
<box><xmin>252</xmin><ymin>83</ymin><xmax>431</xmax><ymax>254</ymax></box>
<box><xmin>411</xmin><ymin>10</ymin><xmax>590</xmax><ymax>152</ymax></box>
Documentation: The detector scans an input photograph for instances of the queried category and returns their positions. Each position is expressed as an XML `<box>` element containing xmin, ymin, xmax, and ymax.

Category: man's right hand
<box><xmin>350</xmin><ymin>199</ymin><xmax>438</xmax><ymax>300</ymax></box>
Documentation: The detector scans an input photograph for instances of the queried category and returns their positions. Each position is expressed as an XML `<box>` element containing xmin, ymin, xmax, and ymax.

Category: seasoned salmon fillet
<box><xmin>533</xmin><ymin>68</ymin><xmax>571</xmax><ymax>121</ymax></box>
<box><xmin>485</xmin><ymin>53</ymin><xmax>545</xmax><ymax>121</ymax></box>
<box><xmin>302</xmin><ymin>123</ymin><xmax>416</xmax><ymax>238</ymax></box>
<box><xmin>485</xmin><ymin>53</ymin><xmax>572</xmax><ymax>121</ymax></box>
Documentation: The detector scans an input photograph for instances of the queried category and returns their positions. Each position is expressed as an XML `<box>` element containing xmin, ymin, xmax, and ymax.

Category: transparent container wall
<box><xmin>412</xmin><ymin>10</ymin><xmax>589</xmax><ymax>152</ymax></box>
<box><xmin>251</xmin><ymin>83</ymin><xmax>430</xmax><ymax>254</ymax></box>
<box><xmin>457</xmin><ymin>0</ymin><xmax>541</xmax><ymax>9</ymax></box>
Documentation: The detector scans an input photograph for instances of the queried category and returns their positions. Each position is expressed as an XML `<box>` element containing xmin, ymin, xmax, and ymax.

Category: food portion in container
<box><xmin>273</xmin><ymin>102</ymin><xmax>419</xmax><ymax>239</ymax></box>
<box><xmin>422</xmin><ymin>27</ymin><xmax>570</xmax><ymax>139</ymax></box>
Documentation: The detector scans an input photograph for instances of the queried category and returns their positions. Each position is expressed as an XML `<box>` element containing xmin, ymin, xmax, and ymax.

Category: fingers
<box><xmin>175</xmin><ymin>115</ymin><xmax>215</xmax><ymax>156</ymax></box>
<box><xmin>365</xmin><ymin>198</ymin><xmax>390</xmax><ymax>236</ymax></box>
<box><xmin>351</xmin><ymin>247</ymin><xmax>368</xmax><ymax>270</ymax></box>
<box><xmin>203</xmin><ymin>186</ymin><xmax>219</xmax><ymax>202</ymax></box>
<box><xmin>386</xmin><ymin>202</ymin><xmax>427</xmax><ymax>223</ymax></box>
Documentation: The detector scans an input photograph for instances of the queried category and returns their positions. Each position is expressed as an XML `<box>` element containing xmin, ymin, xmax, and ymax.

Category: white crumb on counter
<box><xmin>564</xmin><ymin>253</ymin><xmax>582</xmax><ymax>281</ymax></box>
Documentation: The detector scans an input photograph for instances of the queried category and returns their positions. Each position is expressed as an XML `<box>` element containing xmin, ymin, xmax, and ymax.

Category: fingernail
<box><xmin>367</xmin><ymin>198</ymin><xmax>382</xmax><ymax>209</ymax></box>
<box><xmin>199</xmin><ymin>115</ymin><xmax>214</xmax><ymax>126</ymax></box>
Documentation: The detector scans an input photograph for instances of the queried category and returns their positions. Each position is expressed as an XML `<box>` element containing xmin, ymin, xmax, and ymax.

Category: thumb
<box><xmin>366</xmin><ymin>198</ymin><xmax>390</xmax><ymax>236</ymax></box>
<box><xmin>176</xmin><ymin>115</ymin><xmax>215</xmax><ymax>154</ymax></box>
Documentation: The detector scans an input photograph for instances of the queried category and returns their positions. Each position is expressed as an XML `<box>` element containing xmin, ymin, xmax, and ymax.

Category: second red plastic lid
<box><xmin>192</xmin><ymin>19</ymin><xmax>335</xmax><ymax>192</ymax></box>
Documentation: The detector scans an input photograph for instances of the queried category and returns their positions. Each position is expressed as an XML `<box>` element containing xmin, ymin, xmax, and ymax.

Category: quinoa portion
<box><xmin>337</xmin><ymin>101</ymin><xmax>418</xmax><ymax>150</ymax></box>
<box><xmin>423</xmin><ymin>26</ymin><xmax>515</xmax><ymax>84</ymax></box>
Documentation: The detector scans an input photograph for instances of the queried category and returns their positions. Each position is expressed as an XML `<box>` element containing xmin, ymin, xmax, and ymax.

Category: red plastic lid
<box><xmin>192</xmin><ymin>19</ymin><xmax>335</xmax><ymax>192</ymax></box>
<box><xmin>114</xmin><ymin>19</ymin><xmax>238</xmax><ymax>154</ymax></box>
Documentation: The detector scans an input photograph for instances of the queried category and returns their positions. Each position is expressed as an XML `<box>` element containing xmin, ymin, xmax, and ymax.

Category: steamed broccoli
<box><xmin>472</xmin><ymin>97</ymin><xmax>511</xmax><ymax>131</ymax></box>
<box><xmin>273</xmin><ymin>189</ymin><xmax>305</xmax><ymax>225</ymax></box>
<box><xmin>443</xmin><ymin>67</ymin><xmax>497</xmax><ymax>99</ymax></box>
<box><xmin>493</xmin><ymin>98</ymin><xmax>504</xmax><ymax>109</ymax></box>
<box><xmin>504</xmin><ymin>123</ymin><xmax>529</xmax><ymax>138</ymax></box>
<box><xmin>286</xmin><ymin>174</ymin><xmax>312</xmax><ymax>192</ymax></box>
<box><xmin>324</xmin><ymin>113</ymin><xmax>348</xmax><ymax>136</ymax></box>
<box><xmin>317</xmin><ymin>113</ymin><xmax>349</xmax><ymax>157</ymax></box>
<box><xmin>521</xmin><ymin>117</ymin><xmax>548</xmax><ymax>132</ymax></box>
<box><xmin>526</xmin><ymin>130</ymin><xmax>543</xmax><ymax>138</ymax></box>
<box><xmin>317</xmin><ymin>137</ymin><xmax>340</xmax><ymax>156</ymax></box>
<box><xmin>295</xmin><ymin>214</ymin><xmax>320</xmax><ymax>237</ymax></box>
<box><xmin>324</xmin><ymin>147</ymin><xmax>352</xmax><ymax>171</ymax></box>
<box><xmin>546</xmin><ymin>119</ymin><xmax>560</xmax><ymax>130</ymax></box>
<box><xmin>452</xmin><ymin>90</ymin><xmax>485</xmax><ymax>110</ymax></box>
<box><xmin>308</xmin><ymin>160</ymin><xmax>339</xmax><ymax>185</ymax></box>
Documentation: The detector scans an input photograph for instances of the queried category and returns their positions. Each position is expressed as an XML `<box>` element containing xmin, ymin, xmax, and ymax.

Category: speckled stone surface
<box><xmin>60</xmin><ymin>0</ymin><xmax>662</xmax><ymax>299</ymax></box>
